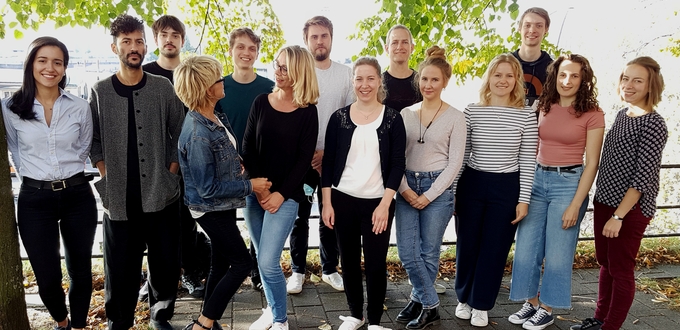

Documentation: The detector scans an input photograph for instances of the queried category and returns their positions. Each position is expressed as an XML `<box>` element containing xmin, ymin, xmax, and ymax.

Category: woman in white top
<box><xmin>321</xmin><ymin>57</ymin><xmax>406</xmax><ymax>330</ymax></box>
<box><xmin>453</xmin><ymin>53</ymin><xmax>538</xmax><ymax>327</ymax></box>
<box><xmin>2</xmin><ymin>37</ymin><xmax>96</xmax><ymax>330</ymax></box>
<box><xmin>394</xmin><ymin>46</ymin><xmax>466</xmax><ymax>330</ymax></box>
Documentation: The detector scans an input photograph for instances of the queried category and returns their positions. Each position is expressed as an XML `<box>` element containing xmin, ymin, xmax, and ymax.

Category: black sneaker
<box><xmin>570</xmin><ymin>317</ymin><xmax>603</xmax><ymax>330</ymax></box>
<box><xmin>54</xmin><ymin>319</ymin><xmax>71</xmax><ymax>330</ymax></box>
<box><xmin>508</xmin><ymin>301</ymin><xmax>537</xmax><ymax>325</ymax></box>
<box><xmin>181</xmin><ymin>274</ymin><xmax>205</xmax><ymax>298</ymax></box>
<box><xmin>251</xmin><ymin>273</ymin><xmax>263</xmax><ymax>291</ymax></box>
<box><xmin>522</xmin><ymin>307</ymin><xmax>554</xmax><ymax>330</ymax></box>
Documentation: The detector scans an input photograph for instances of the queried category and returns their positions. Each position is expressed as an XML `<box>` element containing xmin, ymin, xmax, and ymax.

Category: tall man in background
<box><xmin>512</xmin><ymin>7</ymin><xmax>553</xmax><ymax>107</ymax></box>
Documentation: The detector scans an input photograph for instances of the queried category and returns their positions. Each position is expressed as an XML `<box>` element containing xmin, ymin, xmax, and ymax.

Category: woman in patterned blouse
<box><xmin>571</xmin><ymin>56</ymin><xmax>668</xmax><ymax>330</ymax></box>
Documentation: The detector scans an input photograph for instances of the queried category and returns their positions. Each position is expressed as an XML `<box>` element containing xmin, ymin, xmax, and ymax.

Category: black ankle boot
<box><xmin>396</xmin><ymin>300</ymin><xmax>423</xmax><ymax>323</ymax></box>
<box><xmin>406</xmin><ymin>307</ymin><xmax>441</xmax><ymax>330</ymax></box>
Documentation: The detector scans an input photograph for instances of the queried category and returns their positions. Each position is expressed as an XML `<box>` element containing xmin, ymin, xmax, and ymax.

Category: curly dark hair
<box><xmin>110</xmin><ymin>14</ymin><xmax>145</xmax><ymax>42</ymax></box>
<box><xmin>537</xmin><ymin>54</ymin><xmax>599</xmax><ymax>117</ymax></box>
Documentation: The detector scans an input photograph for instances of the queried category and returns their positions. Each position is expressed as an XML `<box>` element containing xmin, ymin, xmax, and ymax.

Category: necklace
<box><xmin>418</xmin><ymin>100</ymin><xmax>444</xmax><ymax>144</ymax></box>
<box><xmin>356</xmin><ymin>104</ymin><xmax>379</xmax><ymax>120</ymax></box>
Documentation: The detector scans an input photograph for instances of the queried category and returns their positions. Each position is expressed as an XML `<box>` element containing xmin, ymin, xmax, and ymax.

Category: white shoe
<box><xmin>434</xmin><ymin>283</ymin><xmax>446</xmax><ymax>294</ymax></box>
<box><xmin>271</xmin><ymin>321</ymin><xmax>288</xmax><ymax>330</ymax></box>
<box><xmin>455</xmin><ymin>302</ymin><xmax>472</xmax><ymax>320</ymax></box>
<box><xmin>249</xmin><ymin>306</ymin><xmax>273</xmax><ymax>330</ymax></box>
<box><xmin>367</xmin><ymin>325</ymin><xmax>392</xmax><ymax>330</ymax></box>
<box><xmin>470</xmin><ymin>309</ymin><xmax>488</xmax><ymax>327</ymax></box>
<box><xmin>322</xmin><ymin>272</ymin><xmax>344</xmax><ymax>291</ymax></box>
<box><xmin>286</xmin><ymin>272</ymin><xmax>304</xmax><ymax>294</ymax></box>
<box><xmin>338</xmin><ymin>315</ymin><xmax>364</xmax><ymax>330</ymax></box>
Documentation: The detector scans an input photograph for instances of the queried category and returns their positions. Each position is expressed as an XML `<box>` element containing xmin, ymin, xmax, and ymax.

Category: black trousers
<box><xmin>18</xmin><ymin>182</ymin><xmax>97</xmax><ymax>329</ymax></box>
<box><xmin>332</xmin><ymin>189</ymin><xmax>394</xmax><ymax>325</ymax></box>
<box><xmin>179</xmin><ymin>179</ymin><xmax>200</xmax><ymax>275</ymax></box>
<box><xmin>289</xmin><ymin>168</ymin><xmax>340</xmax><ymax>274</ymax></box>
<box><xmin>454</xmin><ymin>167</ymin><xmax>520</xmax><ymax>311</ymax></box>
<box><xmin>196</xmin><ymin>210</ymin><xmax>252</xmax><ymax>320</ymax></box>
<box><xmin>103</xmin><ymin>200</ymin><xmax>181</xmax><ymax>329</ymax></box>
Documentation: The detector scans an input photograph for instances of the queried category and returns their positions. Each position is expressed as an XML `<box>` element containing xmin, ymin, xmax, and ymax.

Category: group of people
<box><xmin>1</xmin><ymin>6</ymin><xmax>668</xmax><ymax>330</ymax></box>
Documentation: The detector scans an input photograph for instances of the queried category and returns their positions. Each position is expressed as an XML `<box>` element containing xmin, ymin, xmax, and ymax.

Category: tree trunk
<box><xmin>0</xmin><ymin>113</ymin><xmax>31</xmax><ymax>329</ymax></box>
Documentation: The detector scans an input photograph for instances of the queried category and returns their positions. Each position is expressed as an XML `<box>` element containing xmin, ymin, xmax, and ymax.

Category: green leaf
<box><xmin>9</xmin><ymin>22</ymin><xmax>18</xmax><ymax>29</ymax></box>
<box><xmin>65</xmin><ymin>0</ymin><xmax>76</xmax><ymax>10</ymax></box>
<box><xmin>14</xmin><ymin>29</ymin><xmax>24</xmax><ymax>39</ymax></box>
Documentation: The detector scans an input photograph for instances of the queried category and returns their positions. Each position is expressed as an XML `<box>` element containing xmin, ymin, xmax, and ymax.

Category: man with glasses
<box><xmin>284</xmin><ymin>16</ymin><xmax>353</xmax><ymax>295</ymax></box>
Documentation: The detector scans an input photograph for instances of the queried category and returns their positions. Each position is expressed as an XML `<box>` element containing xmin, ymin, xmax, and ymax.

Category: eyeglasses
<box><xmin>213</xmin><ymin>77</ymin><xmax>224</xmax><ymax>85</ymax></box>
<box><xmin>272</xmin><ymin>61</ymin><xmax>288</xmax><ymax>76</ymax></box>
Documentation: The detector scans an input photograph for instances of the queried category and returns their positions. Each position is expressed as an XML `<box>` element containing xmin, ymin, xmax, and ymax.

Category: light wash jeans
<box><xmin>510</xmin><ymin>165</ymin><xmax>588</xmax><ymax>309</ymax></box>
<box><xmin>244</xmin><ymin>194</ymin><xmax>299</xmax><ymax>323</ymax></box>
<box><xmin>396</xmin><ymin>170</ymin><xmax>454</xmax><ymax>308</ymax></box>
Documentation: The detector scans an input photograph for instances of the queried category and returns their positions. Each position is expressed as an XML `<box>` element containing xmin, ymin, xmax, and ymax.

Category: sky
<box><xmin>1</xmin><ymin>0</ymin><xmax>679</xmax><ymax>111</ymax></box>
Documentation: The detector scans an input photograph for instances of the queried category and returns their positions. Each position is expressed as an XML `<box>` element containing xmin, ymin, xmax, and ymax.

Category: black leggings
<box><xmin>18</xmin><ymin>182</ymin><xmax>97</xmax><ymax>328</ymax></box>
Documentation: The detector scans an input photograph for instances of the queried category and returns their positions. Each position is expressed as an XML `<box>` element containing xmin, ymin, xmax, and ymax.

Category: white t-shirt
<box><xmin>315</xmin><ymin>61</ymin><xmax>354</xmax><ymax>150</ymax></box>
<box><xmin>335</xmin><ymin>108</ymin><xmax>385</xmax><ymax>199</ymax></box>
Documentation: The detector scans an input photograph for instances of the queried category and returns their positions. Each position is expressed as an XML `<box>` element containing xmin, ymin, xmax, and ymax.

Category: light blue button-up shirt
<box><xmin>2</xmin><ymin>89</ymin><xmax>93</xmax><ymax>181</ymax></box>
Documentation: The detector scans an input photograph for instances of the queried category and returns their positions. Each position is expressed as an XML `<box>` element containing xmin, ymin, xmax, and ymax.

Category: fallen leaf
<box><xmin>318</xmin><ymin>323</ymin><xmax>332</xmax><ymax>330</ymax></box>
<box><xmin>310</xmin><ymin>274</ymin><xmax>321</xmax><ymax>283</ymax></box>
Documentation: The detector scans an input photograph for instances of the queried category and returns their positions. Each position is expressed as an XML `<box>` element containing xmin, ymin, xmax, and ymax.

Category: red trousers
<box><xmin>593</xmin><ymin>201</ymin><xmax>651</xmax><ymax>330</ymax></box>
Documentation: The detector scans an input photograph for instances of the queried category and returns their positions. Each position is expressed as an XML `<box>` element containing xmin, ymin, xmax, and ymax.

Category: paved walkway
<box><xmin>158</xmin><ymin>264</ymin><xmax>680</xmax><ymax>330</ymax></box>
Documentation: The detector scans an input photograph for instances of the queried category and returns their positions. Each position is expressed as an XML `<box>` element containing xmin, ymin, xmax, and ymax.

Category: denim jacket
<box><xmin>178</xmin><ymin>110</ymin><xmax>252</xmax><ymax>212</ymax></box>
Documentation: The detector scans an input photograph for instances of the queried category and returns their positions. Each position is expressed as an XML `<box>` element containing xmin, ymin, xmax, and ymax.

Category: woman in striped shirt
<box><xmin>453</xmin><ymin>53</ymin><xmax>538</xmax><ymax>328</ymax></box>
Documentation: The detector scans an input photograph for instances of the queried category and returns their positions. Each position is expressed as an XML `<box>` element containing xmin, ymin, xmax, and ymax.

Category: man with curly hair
<box><xmin>88</xmin><ymin>14</ymin><xmax>185</xmax><ymax>330</ymax></box>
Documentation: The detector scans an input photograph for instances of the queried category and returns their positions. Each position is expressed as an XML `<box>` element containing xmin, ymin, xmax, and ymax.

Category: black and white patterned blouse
<box><xmin>594</xmin><ymin>108</ymin><xmax>668</xmax><ymax>218</ymax></box>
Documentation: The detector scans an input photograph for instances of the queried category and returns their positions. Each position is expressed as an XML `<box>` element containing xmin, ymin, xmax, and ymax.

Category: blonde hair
<box><xmin>415</xmin><ymin>45</ymin><xmax>452</xmax><ymax>87</ymax></box>
<box><xmin>479</xmin><ymin>53</ymin><xmax>525</xmax><ymax>108</ymax></box>
<box><xmin>619</xmin><ymin>56</ymin><xmax>665</xmax><ymax>110</ymax></box>
<box><xmin>174</xmin><ymin>55</ymin><xmax>222</xmax><ymax>111</ymax></box>
<box><xmin>274</xmin><ymin>45</ymin><xmax>319</xmax><ymax>107</ymax></box>
<box><xmin>353</xmin><ymin>56</ymin><xmax>386</xmax><ymax>103</ymax></box>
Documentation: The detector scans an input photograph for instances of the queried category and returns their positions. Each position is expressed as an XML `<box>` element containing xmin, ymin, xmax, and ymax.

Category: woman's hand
<box><xmin>322</xmin><ymin>203</ymin><xmax>335</xmax><ymax>229</ymax></box>
<box><xmin>250</xmin><ymin>178</ymin><xmax>272</xmax><ymax>194</ymax></box>
<box><xmin>371</xmin><ymin>203</ymin><xmax>390</xmax><ymax>234</ymax></box>
<box><xmin>562</xmin><ymin>204</ymin><xmax>580</xmax><ymax>229</ymax></box>
<box><xmin>602</xmin><ymin>218</ymin><xmax>623</xmax><ymax>238</ymax></box>
<box><xmin>410</xmin><ymin>195</ymin><xmax>431</xmax><ymax>210</ymax></box>
<box><xmin>401</xmin><ymin>189</ymin><xmax>418</xmax><ymax>204</ymax></box>
<box><xmin>511</xmin><ymin>202</ymin><xmax>529</xmax><ymax>225</ymax></box>
<box><xmin>261</xmin><ymin>191</ymin><xmax>284</xmax><ymax>213</ymax></box>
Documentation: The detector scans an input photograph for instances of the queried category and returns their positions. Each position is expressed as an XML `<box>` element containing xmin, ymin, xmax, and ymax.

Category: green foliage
<box><xmin>664</xmin><ymin>38</ymin><xmax>680</xmax><ymax>56</ymax></box>
<box><xmin>179</xmin><ymin>0</ymin><xmax>285</xmax><ymax>75</ymax></box>
<box><xmin>0</xmin><ymin>0</ymin><xmax>165</xmax><ymax>39</ymax></box>
<box><xmin>350</xmin><ymin>0</ymin><xmax>563</xmax><ymax>83</ymax></box>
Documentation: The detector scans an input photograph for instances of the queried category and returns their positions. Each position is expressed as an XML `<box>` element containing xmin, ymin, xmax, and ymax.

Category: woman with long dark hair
<box><xmin>2</xmin><ymin>36</ymin><xmax>96</xmax><ymax>330</ymax></box>
<box><xmin>453</xmin><ymin>53</ymin><xmax>538</xmax><ymax>328</ymax></box>
<box><xmin>570</xmin><ymin>56</ymin><xmax>668</xmax><ymax>330</ymax></box>
<box><xmin>242</xmin><ymin>45</ymin><xmax>319</xmax><ymax>330</ymax></box>
<box><xmin>321</xmin><ymin>56</ymin><xmax>405</xmax><ymax>330</ymax></box>
<box><xmin>508</xmin><ymin>54</ymin><xmax>604</xmax><ymax>330</ymax></box>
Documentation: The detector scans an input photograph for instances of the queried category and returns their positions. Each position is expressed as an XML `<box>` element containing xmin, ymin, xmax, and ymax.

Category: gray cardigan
<box><xmin>89</xmin><ymin>73</ymin><xmax>185</xmax><ymax>220</ymax></box>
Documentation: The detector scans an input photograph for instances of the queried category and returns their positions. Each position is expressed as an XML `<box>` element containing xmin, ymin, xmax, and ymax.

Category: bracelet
<box><xmin>611</xmin><ymin>214</ymin><xmax>623</xmax><ymax>221</ymax></box>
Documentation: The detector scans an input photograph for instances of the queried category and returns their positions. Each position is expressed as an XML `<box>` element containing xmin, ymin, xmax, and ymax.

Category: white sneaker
<box><xmin>367</xmin><ymin>325</ymin><xmax>392</xmax><ymax>330</ymax></box>
<box><xmin>470</xmin><ymin>309</ymin><xmax>488</xmax><ymax>327</ymax></box>
<box><xmin>286</xmin><ymin>272</ymin><xmax>304</xmax><ymax>294</ymax></box>
<box><xmin>434</xmin><ymin>283</ymin><xmax>446</xmax><ymax>294</ymax></box>
<box><xmin>271</xmin><ymin>321</ymin><xmax>288</xmax><ymax>330</ymax></box>
<box><xmin>249</xmin><ymin>306</ymin><xmax>273</xmax><ymax>330</ymax></box>
<box><xmin>322</xmin><ymin>272</ymin><xmax>344</xmax><ymax>291</ymax></box>
<box><xmin>338</xmin><ymin>315</ymin><xmax>364</xmax><ymax>330</ymax></box>
<box><xmin>455</xmin><ymin>302</ymin><xmax>472</xmax><ymax>320</ymax></box>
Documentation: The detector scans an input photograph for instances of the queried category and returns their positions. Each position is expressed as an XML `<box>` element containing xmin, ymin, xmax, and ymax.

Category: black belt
<box><xmin>22</xmin><ymin>173</ymin><xmax>93</xmax><ymax>191</ymax></box>
<box><xmin>538</xmin><ymin>164</ymin><xmax>582</xmax><ymax>173</ymax></box>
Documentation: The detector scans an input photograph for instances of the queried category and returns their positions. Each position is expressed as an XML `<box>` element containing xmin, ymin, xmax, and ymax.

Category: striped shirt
<box><xmin>460</xmin><ymin>104</ymin><xmax>538</xmax><ymax>203</ymax></box>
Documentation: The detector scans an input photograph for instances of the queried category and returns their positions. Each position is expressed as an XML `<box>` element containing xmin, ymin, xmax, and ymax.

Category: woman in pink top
<box><xmin>508</xmin><ymin>54</ymin><xmax>605</xmax><ymax>330</ymax></box>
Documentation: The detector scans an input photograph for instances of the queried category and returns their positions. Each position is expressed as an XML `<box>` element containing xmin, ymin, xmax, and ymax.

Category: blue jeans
<box><xmin>510</xmin><ymin>165</ymin><xmax>588</xmax><ymax>309</ymax></box>
<box><xmin>396</xmin><ymin>170</ymin><xmax>454</xmax><ymax>308</ymax></box>
<box><xmin>244</xmin><ymin>194</ymin><xmax>299</xmax><ymax>323</ymax></box>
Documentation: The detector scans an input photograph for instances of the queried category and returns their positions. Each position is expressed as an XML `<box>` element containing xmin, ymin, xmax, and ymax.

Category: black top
<box><xmin>512</xmin><ymin>50</ymin><xmax>553</xmax><ymax>107</ymax></box>
<box><xmin>322</xmin><ymin>105</ymin><xmax>406</xmax><ymax>192</ymax></box>
<box><xmin>112</xmin><ymin>73</ymin><xmax>148</xmax><ymax>213</ymax></box>
<box><xmin>242</xmin><ymin>94</ymin><xmax>318</xmax><ymax>203</ymax></box>
<box><xmin>382</xmin><ymin>70</ymin><xmax>422</xmax><ymax>112</ymax></box>
<box><xmin>143</xmin><ymin>61</ymin><xmax>174</xmax><ymax>83</ymax></box>
<box><xmin>594</xmin><ymin>108</ymin><xmax>668</xmax><ymax>218</ymax></box>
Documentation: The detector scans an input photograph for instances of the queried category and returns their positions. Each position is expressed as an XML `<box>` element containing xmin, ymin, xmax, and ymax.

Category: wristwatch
<box><xmin>612</xmin><ymin>214</ymin><xmax>623</xmax><ymax>221</ymax></box>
